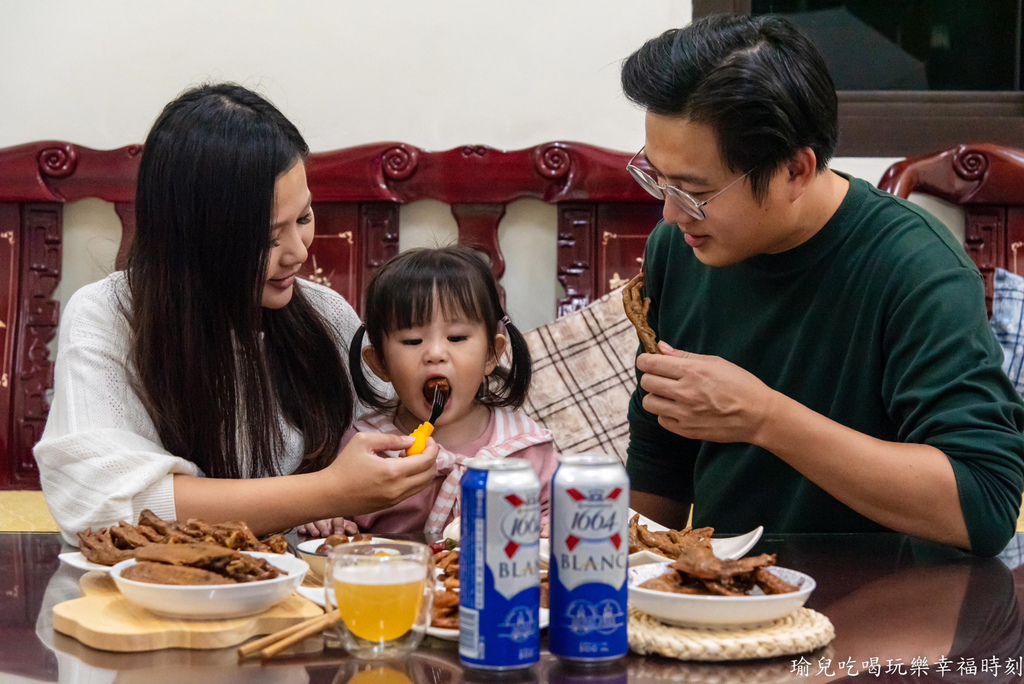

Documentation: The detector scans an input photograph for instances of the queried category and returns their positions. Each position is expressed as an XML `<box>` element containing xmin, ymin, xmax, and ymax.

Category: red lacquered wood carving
<box><xmin>7</xmin><ymin>206</ymin><xmax>62</xmax><ymax>488</ymax></box>
<box><xmin>358</xmin><ymin>204</ymin><xmax>400</xmax><ymax>314</ymax></box>
<box><xmin>879</xmin><ymin>143</ymin><xmax>1024</xmax><ymax>313</ymax></box>
<box><xmin>0</xmin><ymin>205</ymin><xmax>18</xmax><ymax>485</ymax></box>
<box><xmin>8</xmin><ymin>138</ymin><xmax>1021</xmax><ymax>490</ymax></box>
<box><xmin>557</xmin><ymin>204</ymin><xmax>598</xmax><ymax>317</ymax></box>
<box><xmin>0</xmin><ymin>139</ymin><xmax>660</xmax><ymax>488</ymax></box>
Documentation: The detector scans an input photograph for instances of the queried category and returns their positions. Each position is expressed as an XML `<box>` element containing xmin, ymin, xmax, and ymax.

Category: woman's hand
<box><xmin>323</xmin><ymin>432</ymin><xmax>439</xmax><ymax>516</ymax></box>
<box><xmin>173</xmin><ymin>431</ymin><xmax>438</xmax><ymax>537</ymax></box>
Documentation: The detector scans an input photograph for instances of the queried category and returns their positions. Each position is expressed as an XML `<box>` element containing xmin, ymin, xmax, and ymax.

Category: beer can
<box><xmin>459</xmin><ymin>458</ymin><xmax>542</xmax><ymax>671</ymax></box>
<box><xmin>549</xmin><ymin>453</ymin><xmax>629</xmax><ymax>662</ymax></box>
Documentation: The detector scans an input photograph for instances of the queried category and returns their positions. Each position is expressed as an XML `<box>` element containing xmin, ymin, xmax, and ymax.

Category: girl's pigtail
<box><xmin>496</xmin><ymin>317</ymin><xmax>532</xmax><ymax>409</ymax></box>
<box><xmin>348</xmin><ymin>324</ymin><xmax>390</xmax><ymax>411</ymax></box>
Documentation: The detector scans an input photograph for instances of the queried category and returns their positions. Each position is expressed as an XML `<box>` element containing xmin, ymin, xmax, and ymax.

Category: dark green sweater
<box><xmin>627</xmin><ymin>175</ymin><xmax>1024</xmax><ymax>556</ymax></box>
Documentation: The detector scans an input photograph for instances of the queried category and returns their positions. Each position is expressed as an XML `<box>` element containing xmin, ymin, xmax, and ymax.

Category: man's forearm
<box><xmin>753</xmin><ymin>393</ymin><xmax>970</xmax><ymax>550</ymax></box>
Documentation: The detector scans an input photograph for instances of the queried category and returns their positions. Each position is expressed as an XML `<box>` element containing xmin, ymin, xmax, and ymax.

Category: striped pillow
<box><xmin>991</xmin><ymin>267</ymin><xmax>1024</xmax><ymax>397</ymax></box>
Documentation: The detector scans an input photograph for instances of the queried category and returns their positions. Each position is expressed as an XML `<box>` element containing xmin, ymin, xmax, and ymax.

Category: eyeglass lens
<box><xmin>629</xmin><ymin>166</ymin><xmax>704</xmax><ymax>219</ymax></box>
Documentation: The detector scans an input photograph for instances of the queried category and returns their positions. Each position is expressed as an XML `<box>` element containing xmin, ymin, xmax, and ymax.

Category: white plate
<box><xmin>58</xmin><ymin>552</ymin><xmax>112</xmax><ymax>574</ymax></box>
<box><xmin>627</xmin><ymin>563</ymin><xmax>815</xmax><ymax>629</ymax></box>
<box><xmin>295</xmin><ymin>585</ymin><xmax>549</xmax><ymax>641</ymax></box>
<box><xmin>627</xmin><ymin>511</ymin><xmax>763</xmax><ymax>565</ymax></box>
<box><xmin>110</xmin><ymin>551</ymin><xmax>308</xmax><ymax>620</ymax></box>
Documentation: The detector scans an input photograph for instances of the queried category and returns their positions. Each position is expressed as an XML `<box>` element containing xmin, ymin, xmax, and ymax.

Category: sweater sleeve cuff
<box><xmin>131</xmin><ymin>473</ymin><xmax>178</xmax><ymax>523</ymax></box>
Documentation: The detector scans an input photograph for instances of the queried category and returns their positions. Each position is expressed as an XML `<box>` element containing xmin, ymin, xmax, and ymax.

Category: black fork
<box><xmin>427</xmin><ymin>384</ymin><xmax>446</xmax><ymax>424</ymax></box>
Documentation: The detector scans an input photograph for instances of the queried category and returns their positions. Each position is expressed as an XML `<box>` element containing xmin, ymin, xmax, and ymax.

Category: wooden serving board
<box><xmin>53</xmin><ymin>571</ymin><xmax>324</xmax><ymax>652</ymax></box>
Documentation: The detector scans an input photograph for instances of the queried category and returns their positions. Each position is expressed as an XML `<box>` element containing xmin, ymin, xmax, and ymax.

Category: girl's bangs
<box><xmin>380</xmin><ymin>261</ymin><xmax>486</xmax><ymax>333</ymax></box>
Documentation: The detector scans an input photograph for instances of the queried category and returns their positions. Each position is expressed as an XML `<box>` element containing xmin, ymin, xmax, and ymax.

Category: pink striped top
<box><xmin>349</xmin><ymin>407</ymin><xmax>558</xmax><ymax>536</ymax></box>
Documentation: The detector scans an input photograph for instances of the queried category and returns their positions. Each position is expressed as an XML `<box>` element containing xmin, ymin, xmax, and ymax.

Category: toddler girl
<box><xmin>346</xmin><ymin>245</ymin><xmax>558</xmax><ymax>536</ymax></box>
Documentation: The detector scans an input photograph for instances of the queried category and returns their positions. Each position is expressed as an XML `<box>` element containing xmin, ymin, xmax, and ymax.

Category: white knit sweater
<box><xmin>34</xmin><ymin>272</ymin><xmax>362</xmax><ymax>545</ymax></box>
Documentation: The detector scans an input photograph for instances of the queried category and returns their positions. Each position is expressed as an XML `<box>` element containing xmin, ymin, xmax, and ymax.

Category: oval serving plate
<box><xmin>59</xmin><ymin>552</ymin><xmax>112</xmax><ymax>574</ymax></box>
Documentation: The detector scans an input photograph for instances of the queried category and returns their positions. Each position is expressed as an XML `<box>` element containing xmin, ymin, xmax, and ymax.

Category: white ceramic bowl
<box><xmin>296</xmin><ymin>538</ymin><xmax>330</xmax><ymax>580</ymax></box>
<box><xmin>628</xmin><ymin>563</ymin><xmax>815</xmax><ymax>629</ymax></box>
<box><xmin>110</xmin><ymin>551</ymin><xmax>307</xmax><ymax>620</ymax></box>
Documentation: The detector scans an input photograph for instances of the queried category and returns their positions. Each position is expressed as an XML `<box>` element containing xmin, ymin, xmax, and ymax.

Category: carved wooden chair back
<box><xmin>878</xmin><ymin>143</ymin><xmax>1024</xmax><ymax>315</ymax></box>
<box><xmin>0</xmin><ymin>140</ymin><xmax>662</xmax><ymax>488</ymax></box>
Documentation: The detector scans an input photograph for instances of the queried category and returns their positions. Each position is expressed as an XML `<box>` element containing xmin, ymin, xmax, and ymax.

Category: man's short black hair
<box><xmin>622</xmin><ymin>14</ymin><xmax>838</xmax><ymax>201</ymax></box>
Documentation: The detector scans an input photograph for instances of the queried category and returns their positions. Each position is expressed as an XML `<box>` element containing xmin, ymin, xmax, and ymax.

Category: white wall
<box><xmin>0</xmin><ymin>0</ymin><xmax>691</xmax><ymax>334</ymax></box>
<box><xmin>0</xmin><ymin>1</ymin><xmax>962</xmax><ymax>336</ymax></box>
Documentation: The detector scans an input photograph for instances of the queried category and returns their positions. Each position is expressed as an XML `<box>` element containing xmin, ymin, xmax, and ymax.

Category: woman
<box><xmin>34</xmin><ymin>83</ymin><xmax>437</xmax><ymax>544</ymax></box>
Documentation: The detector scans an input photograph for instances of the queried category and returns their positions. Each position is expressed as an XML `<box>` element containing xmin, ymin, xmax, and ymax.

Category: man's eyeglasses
<box><xmin>626</xmin><ymin>147</ymin><xmax>752</xmax><ymax>221</ymax></box>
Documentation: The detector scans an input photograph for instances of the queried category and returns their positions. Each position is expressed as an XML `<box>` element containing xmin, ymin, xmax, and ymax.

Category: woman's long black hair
<box><xmin>126</xmin><ymin>83</ymin><xmax>353</xmax><ymax>479</ymax></box>
<box><xmin>350</xmin><ymin>246</ymin><xmax>532</xmax><ymax>412</ymax></box>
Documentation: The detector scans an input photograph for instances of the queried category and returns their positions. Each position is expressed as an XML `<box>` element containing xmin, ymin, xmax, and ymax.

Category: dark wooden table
<box><xmin>3</xmin><ymin>531</ymin><xmax>1024</xmax><ymax>683</ymax></box>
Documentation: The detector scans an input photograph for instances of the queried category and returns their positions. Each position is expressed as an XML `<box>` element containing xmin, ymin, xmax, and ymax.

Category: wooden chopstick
<box><xmin>237</xmin><ymin>609</ymin><xmax>340</xmax><ymax>662</ymax></box>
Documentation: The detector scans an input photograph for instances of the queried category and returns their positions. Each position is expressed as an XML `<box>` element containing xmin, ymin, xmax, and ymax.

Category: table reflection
<box><xmin>4</xmin><ymin>532</ymin><xmax>1024</xmax><ymax>684</ymax></box>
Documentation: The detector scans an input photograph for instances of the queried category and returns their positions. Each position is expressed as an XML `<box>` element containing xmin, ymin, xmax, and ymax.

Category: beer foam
<box><xmin>333</xmin><ymin>560</ymin><xmax>427</xmax><ymax>585</ymax></box>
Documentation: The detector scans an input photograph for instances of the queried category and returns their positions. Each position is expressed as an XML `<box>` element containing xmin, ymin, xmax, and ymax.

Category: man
<box><xmin>622</xmin><ymin>14</ymin><xmax>1024</xmax><ymax>556</ymax></box>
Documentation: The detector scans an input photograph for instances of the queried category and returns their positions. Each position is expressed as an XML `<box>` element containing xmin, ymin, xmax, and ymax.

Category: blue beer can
<box><xmin>549</xmin><ymin>453</ymin><xmax>630</xmax><ymax>662</ymax></box>
<box><xmin>459</xmin><ymin>458</ymin><xmax>542</xmax><ymax>671</ymax></box>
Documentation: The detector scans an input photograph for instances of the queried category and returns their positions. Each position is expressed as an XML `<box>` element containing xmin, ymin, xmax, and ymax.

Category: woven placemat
<box><xmin>628</xmin><ymin>607</ymin><xmax>834</xmax><ymax>661</ymax></box>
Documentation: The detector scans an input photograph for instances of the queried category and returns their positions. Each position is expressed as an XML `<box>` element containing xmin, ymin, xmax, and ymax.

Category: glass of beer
<box><xmin>326</xmin><ymin>540</ymin><xmax>435</xmax><ymax>660</ymax></box>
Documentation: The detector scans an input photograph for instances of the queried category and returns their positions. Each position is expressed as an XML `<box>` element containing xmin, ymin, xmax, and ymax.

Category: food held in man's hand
<box><xmin>121</xmin><ymin>542</ymin><xmax>282</xmax><ymax>585</ymax></box>
<box><xmin>627</xmin><ymin>513</ymin><xmax>713</xmax><ymax>559</ymax></box>
<box><xmin>622</xmin><ymin>272</ymin><xmax>661</xmax><ymax>354</ymax></box>
<box><xmin>76</xmin><ymin>510</ymin><xmax>289</xmax><ymax>566</ymax></box>
<box><xmin>638</xmin><ymin>543</ymin><xmax>798</xmax><ymax>596</ymax></box>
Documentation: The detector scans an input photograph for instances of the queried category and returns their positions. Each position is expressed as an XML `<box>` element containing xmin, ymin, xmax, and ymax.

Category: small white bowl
<box><xmin>296</xmin><ymin>538</ymin><xmax>329</xmax><ymax>579</ymax></box>
<box><xmin>110</xmin><ymin>551</ymin><xmax>307</xmax><ymax>620</ymax></box>
<box><xmin>297</xmin><ymin>536</ymin><xmax>400</xmax><ymax>581</ymax></box>
<box><xmin>628</xmin><ymin>563</ymin><xmax>815</xmax><ymax>629</ymax></box>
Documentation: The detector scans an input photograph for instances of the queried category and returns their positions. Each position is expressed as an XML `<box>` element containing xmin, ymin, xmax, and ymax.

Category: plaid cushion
<box><xmin>991</xmin><ymin>267</ymin><xmax>1024</xmax><ymax>397</ymax></box>
<box><xmin>521</xmin><ymin>288</ymin><xmax>637</xmax><ymax>462</ymax></box>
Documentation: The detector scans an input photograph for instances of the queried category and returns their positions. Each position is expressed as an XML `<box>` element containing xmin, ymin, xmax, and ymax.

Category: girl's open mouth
<box><xmin>422</xmin><ymin>377</ymin><xmax>451</xmax><ymax>405</ymax></box>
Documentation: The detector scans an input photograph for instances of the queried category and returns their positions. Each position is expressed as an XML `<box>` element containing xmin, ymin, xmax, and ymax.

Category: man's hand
<box><xmin>635</xmin><ymin>342</ymin><xmax>970</xmax><ymax>551</ymax></box>
<box><xmin>637</xmin><ymin>341</ymin><xmax>780</xmax><ymax>445</ymax></box>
